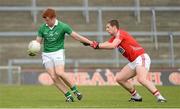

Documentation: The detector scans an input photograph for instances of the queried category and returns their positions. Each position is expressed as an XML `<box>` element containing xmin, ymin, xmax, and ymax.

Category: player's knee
<box><xmin>56</xmin><ymin>72</ymin><xmax>65</xmax><ymax>78</ymax></box>
<box><xmin>137</xmin><ymin>76</ymin><xmax>145</xmax><ymax>84</ymax></box>
<box><xmin>49</xmin><ymin>74</ymin><xmax>58</xmax><ymax>81</ymax></box>
<box><xmin>116</xmin><ymin>76</ymin><xmax>124</xmax><ymax>84</ymax></box>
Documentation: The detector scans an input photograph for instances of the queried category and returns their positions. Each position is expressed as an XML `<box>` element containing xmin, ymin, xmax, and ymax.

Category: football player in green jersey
<box><xmin>28</xmin><ymin>8</ymin><xmax>92</xmax><ymax>102</ymax></box>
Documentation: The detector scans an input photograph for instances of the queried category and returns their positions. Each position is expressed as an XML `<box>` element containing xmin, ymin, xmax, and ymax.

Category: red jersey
<box><xmin>108</xmin><ymin>29</ymin><xmax>145</xmax><ymax>62</ymax></box>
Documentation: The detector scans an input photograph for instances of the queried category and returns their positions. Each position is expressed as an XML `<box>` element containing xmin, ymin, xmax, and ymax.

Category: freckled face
<box><xmin>43</xmin><ymin>17</ymin><xmax>55</xmax><ymax>27</ymax></box>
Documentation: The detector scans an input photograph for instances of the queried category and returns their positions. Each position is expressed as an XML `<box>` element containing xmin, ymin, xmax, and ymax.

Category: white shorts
<box><xmin>42</xmin><ymin>49</ymin><xmax>65</xmax><ymax>68</ymax></box>
<box><xmin>128</xmin><ymin>53</ymin><xmax>151</xmax><ymax>71</ymax></box>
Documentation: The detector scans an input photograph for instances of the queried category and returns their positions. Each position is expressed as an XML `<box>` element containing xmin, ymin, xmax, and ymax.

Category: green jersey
<box><xmin>38</xmin><ymin>20</ymin><xmax>72</xmax><ymax>52</ymax></box>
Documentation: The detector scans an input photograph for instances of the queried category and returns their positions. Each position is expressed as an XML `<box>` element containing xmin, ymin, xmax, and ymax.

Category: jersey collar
<box><xmin>115</xmin><ymin>30</ymin><xmax>120</xmax><ymax>37</ymax></box>
<box><xmin>46</xmin><ymin>19</ymin><xmax>58</xmax><ymax>30</ymax></box>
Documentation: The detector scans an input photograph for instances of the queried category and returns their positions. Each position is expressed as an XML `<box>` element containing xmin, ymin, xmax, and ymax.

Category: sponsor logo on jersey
<box><xmin>118</xmin><ymin>47</ymin><xmax>125</xmax><ymax>54</ymax></box>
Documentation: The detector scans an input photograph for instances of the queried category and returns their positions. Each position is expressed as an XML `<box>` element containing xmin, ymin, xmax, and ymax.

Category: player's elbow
<box><xmin>71</xmin><ymin>31</ymin><xmax>79</xmax><ymax>40</ymax></box>
<box><xmin>106</xmin><ymin>45</ymin><xmax>116</xmax><ymax>49</ymax></box>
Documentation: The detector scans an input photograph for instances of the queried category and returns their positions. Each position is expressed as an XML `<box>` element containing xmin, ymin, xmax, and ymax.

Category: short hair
<box><xmin>107</xmin><ymin>20</ymin><xmax>119</xmax><ymax>29</ymax></box>
<box><xmin>42</xmin><ymin>8</ymin><xmax>56</xmax><ymax>19</ymax></box>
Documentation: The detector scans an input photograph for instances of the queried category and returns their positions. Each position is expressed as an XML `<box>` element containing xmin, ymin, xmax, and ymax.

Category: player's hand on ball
<box><xmin>90</xmin><ymin>41</ymin><xmax>99</xmax><ymax>49</ymax></box>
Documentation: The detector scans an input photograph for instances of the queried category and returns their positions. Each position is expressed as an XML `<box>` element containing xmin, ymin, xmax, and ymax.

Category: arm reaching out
<box><xmin>90</xmin><ymin>38</ymin><xmax>121</xmax><ymax>49</ymax></box>
<box><xmin>90</xmin><ymin>41</ymin><xmax>99</xmax><ymax>49</ymax></box>
<box><xmin>70</xmin><ymin>31</ymin><xmax>93</xmax><ymax>45</ymax></box>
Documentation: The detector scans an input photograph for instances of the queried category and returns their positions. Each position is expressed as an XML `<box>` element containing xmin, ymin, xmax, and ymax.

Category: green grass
<box><xmin>0</xmin><ymin>85</ymin><xmax>180</xmax><ymax>108</ymax></box>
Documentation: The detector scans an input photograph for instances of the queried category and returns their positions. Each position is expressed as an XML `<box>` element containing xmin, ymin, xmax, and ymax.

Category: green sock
<box><xmin>65</xmin><ymin>91</ymin><xmax>71</xmax><ymax>98</ymax></box>
<box><xmin>71</xmin><ymin>85</ymin><xmax>78</xmax><ymax>93</ymax></box>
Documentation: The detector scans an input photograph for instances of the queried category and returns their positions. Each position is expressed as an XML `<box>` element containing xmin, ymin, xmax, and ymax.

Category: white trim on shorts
<box><xmin>128</xmin><ymin>53</ymin><xmax>151</xmax><ymax>71</ymax></box>
<box><xmin>42</xmin><ymin>49</ymin><xmax>65</xmax><ymax>68</ymax></box>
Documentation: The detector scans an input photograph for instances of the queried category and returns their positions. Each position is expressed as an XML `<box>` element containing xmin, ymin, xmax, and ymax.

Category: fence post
<box><xmin>8</xmin><ymin>60</ymin><xmax>13</xmax><ymax>84</ymax></box>
<box><xmin>73</xmin><ymin>60</ymin><xmax>79</xmax><ymax>84</ymax></box>
<box><xmin>151</xmin><ymin>8</ymin><xmax>158</xmax><ymax>50</ymax></box>
<box><xmin>97</xmin><ymin>9</ymin><xmax>103</xmax><ymax>42</ymax></box>
<box><xmin>134</xmin><ymin>0</ymin><xmax>141</xmax><ymax>23</ymax></box>
<box><xmin>83</xmin><ymin>0</ymin><xmax>90</xmax><ymax>23</ymax></box>
<box><xmin>169</xmin><ymin>32</ymin><xmax>175</xmax><ymax>67</ymax></box>
<box><xmin>74</xmin><ymin>60</ymin><xmax>79</xmax><ymax>73</ymax></box>
<box><xmin>114</xmin><ymin>49</ymin><xmax>120</xmax><ymax>67</ymax></box>
<box><xmin>31</xmin><ymin>0</ymin><xmax>37</xmax><ymax>24</ymax></box>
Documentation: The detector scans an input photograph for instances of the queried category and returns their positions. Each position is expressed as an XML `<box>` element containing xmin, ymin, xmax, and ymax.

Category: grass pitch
<box><xmin>0</xmin><ymin>85</ymin><xmax>180</xmax><ymax>108</ymax></box>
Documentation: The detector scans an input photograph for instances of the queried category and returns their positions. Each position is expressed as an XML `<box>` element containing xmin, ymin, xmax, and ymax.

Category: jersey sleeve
<box><xmin>118</xmin><ymin>30</ymin><xmax>125</xmax><ymax>41</ymax></box>
<box><xmin>118</xmin><ymin>35</ymin><xmax>124</xmax><ymax>41</ymax></box>
<box><xmin>108</xmin><ymin>36</ymin><xmax>115</xmax><ymax>43</ymax></box>
<box><xmin>63</xmin><ymin>23</ymin><xmax>73</xmax><ymax>35</ymax></box>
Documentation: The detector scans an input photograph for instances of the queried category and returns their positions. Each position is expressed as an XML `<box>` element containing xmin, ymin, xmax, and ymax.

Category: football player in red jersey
<box><xmin>85</xmin><ymin>19</ymin><xmax>166</xmax><ymax>102</ymax></box>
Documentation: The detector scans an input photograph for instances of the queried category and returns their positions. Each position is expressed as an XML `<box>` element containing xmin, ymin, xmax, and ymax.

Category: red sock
<box><xmin>153</xmin><ymin>90</ymin><xmax>160</xmax><ymax>96</ymax></box>
<box><xmin>130</xmin><ymin>89</ymin><xmax>137</xmax><ymax>96</ymax></box>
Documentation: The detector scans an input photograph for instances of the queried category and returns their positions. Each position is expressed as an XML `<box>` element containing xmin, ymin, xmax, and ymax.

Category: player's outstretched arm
<box><xmin>83</xmin><ymin>40</ymin><xmax>117</xmax><ymax>49</ymax></box>
<box><xmin>92</xmin><ymin>38</ymin><xmax>121</xmax><ymax>49</ymax></box>
<box><xmin>70</xmin><ymin>31</ymin><xmax>93</xmax><ymax>45</ymax></box>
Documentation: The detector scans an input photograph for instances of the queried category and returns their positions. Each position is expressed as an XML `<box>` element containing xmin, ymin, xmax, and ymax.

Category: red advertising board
<box><xmin>38</xmin><ymin>68</ymin><xmax>180</xmax><ymax>86</ymax></box>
